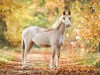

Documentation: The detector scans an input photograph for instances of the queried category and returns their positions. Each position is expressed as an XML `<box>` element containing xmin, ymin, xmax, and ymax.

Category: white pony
<box><xmin>22</xmin><ymin>11</ymin><xmax>71</xmax><ymax>69</ymax></box>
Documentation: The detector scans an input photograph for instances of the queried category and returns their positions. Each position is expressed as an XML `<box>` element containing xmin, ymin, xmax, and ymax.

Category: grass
<box><xmin>0</xmin><ymin>54</ymin><xmax>13</xmax><ymax>62</ymax></box>
<box><xmin>75</xmin><ymin>52</ymin><xmax>100</xmax><ymax>68</ymax></box>
<box><xmin>0</xmin><ymin>46</ymin><xmax>20</xmax><ymax>63</ymax></box>
<box><xmin>0</xmin><ymin>50</ymin><xmax>15</xmax><ymax>63</ymax></box>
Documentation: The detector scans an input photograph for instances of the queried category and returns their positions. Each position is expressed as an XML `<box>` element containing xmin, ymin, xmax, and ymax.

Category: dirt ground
<box><xmin>0</xmin><ymin>49</ymin><xmax>100</xmax><ymax>75</ymax></box>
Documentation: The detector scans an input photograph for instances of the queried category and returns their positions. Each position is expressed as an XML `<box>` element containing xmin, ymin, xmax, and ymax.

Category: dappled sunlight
<box><xmin>0</xmin><ymin>0</ymin><xmax>100</xmax><ymax>74</ymax></box>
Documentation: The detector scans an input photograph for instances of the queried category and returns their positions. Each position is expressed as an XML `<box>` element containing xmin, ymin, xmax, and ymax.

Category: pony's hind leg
<box><xmin>23</xmin><ymin>40</ymin><xmax>34</xmax><ymax>68</ymax></box>
<box><xmin>23</xmin><ymin>41</ymin><xmax>28</xmax><ymax>68</ymax></box>
<box><xmin>27</xmin><ymin>41</ymin><xmax>34</xmax><ymax>53</ymax></box>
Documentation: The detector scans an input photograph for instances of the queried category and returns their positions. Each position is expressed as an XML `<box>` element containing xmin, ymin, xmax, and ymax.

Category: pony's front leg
<box><xmin>50</xmin><ymin>47</ymin><xmax>55</xmax><ymax>69</ymax></box>
<box><xmin>56</xmin><ymin>47</ymin><xmax>61</xmax><ymax>69</ymax></box>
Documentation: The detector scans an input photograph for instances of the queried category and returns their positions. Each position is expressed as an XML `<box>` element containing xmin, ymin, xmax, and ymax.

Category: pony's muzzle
<box><xmin>66</xmin><ymin>24</ymin><xmax>71</xmax><ymax>27</ymax></box>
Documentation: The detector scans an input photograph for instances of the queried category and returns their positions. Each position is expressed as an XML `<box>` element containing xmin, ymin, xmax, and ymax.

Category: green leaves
<box><xmin>39</xmin><ymin>0</ymin><xmax>45</xmax><ymax>7</ymax></box>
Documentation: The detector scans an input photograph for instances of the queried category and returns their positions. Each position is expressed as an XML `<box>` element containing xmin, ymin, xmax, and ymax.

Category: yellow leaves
<box><xmin>1</xmin><ymin>0</ymin><xmax>99</xmax><ymax>48</ymax></box>
<box><xmin>71</xmin><ymin>0</ymin><xmax>99</xmax><ymax>43</ymax></box>
<box><xmin>3</xmin><ymin>1</ymin><xmax>36</xmax><ymax>47</ymax></box>
<box><xmin>45</xmin><ymin>0</ymin><xmax>63</xmax><ymax>10</ymax></box>
<box><xmin>45</xmin><ymin>2</ymin><xmax>56</xmax><ymax>10</ymax></box>
<box><xmin>0</xmin><ymin>0</ymin><xmax>21</xmax><ymax>18</ymax></box>
<box><xmin>5</xmin><ymin>24</ymin><xmax>21</xmax><ymax>46</ymax></box>
<box><xmin>35</xmin><ymin>7</ymin><xmax>44</xmax><ymax>13</ymax></box>
<box><xmin>45</xmin><ymin>0</ymin><xmax>64</xmax><ymax>12</ymax></box>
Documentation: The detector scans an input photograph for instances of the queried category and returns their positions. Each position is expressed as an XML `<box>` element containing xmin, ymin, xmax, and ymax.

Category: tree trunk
<box><xmin>0</xmin><ymin>18</ymin><xmax>7</xmax><ymax>43</ymax></box>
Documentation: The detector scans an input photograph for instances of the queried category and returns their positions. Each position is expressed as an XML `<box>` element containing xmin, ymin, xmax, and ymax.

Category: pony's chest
<box><xmin>58</xmin><ymin>36</ymin><xmax>64</xmax><ymax>44</ymax></box>
<box><xmin>51</xmin><ymin>35</ymin><xmax>64</xmax><ymax>44</ymax></box>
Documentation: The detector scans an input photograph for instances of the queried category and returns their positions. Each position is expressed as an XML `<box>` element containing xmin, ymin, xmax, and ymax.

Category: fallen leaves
<box><xmin>0</xmin><ymin>50</ymin><xmax>100</xmax><ymax>75</ymax></box>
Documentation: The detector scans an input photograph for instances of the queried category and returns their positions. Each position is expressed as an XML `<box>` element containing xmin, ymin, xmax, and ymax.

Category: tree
<box><xmin>64</xmin><ymin>0</ymin><xmax>100</xmax><ymax>52</ymax></box>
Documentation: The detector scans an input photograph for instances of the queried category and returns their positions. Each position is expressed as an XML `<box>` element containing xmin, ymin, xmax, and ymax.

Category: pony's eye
<box><xmin>69</xmin><ymin>17</ymin><xmax>71</xmax><ymax>20</ymax></box>
<box><xmin>63</xmin><ymin>18</ymin><xmax>65</xmax><ymax>20</ymax></box>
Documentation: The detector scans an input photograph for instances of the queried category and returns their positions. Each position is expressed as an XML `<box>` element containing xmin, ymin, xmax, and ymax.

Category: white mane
<box><xmin>50</xmin><ymin>15</ymin><xmax>63</xmax><ymax>30</ymax></box>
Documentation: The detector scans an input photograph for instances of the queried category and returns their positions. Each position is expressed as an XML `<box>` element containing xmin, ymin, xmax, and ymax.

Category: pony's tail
<box><xmin>22</xmin><ymin>39</ymin><xmax>25</xmax><ymax>50</ymax></box>
<box><xmin>21</xmin><ymin>38</ymin><xmax>25</xmax><ymax>65</ymax></box>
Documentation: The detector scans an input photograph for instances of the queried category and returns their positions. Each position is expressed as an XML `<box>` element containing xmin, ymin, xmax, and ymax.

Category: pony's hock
<box><xmin>22</xmin><ymin>11</ymin><xmax>71</xmax><ymax>69</ymax></box>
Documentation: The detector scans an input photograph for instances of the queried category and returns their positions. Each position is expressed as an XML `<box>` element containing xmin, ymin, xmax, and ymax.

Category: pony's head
<box><xmin>61</xmin><ymin>11</ymin><xmax>71</xmax><ymax>27</ymax></box>
<box><xmin>50</xmin><ymin>11</ymin><xmax>71</xmax><ymax>30</ymax></box>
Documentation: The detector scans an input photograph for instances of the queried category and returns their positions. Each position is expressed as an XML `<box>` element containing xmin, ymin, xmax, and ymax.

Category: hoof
<box><xmin>50</xmin><ymin>64</ymin><xmax>54</xmax><ymax>69</ymax></box>
<box><xmin>56</xmin><ymin>65</ymin><xmax>60</xmax><ymax>69</ymax></box>
<box><xmin>22</xmin><ymin>65</ymin><xmax>29</xmax><ymax>69</ymax></box>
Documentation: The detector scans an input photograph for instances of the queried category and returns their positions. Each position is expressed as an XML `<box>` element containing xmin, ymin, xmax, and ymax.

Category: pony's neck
<box><xmin>57</xmin><ymin>22</ymin><xmax>66</xmax><ymax>34</ymax></box>
<box><xmin>50</xmin><ymin>15</ymin><xmax>63</xmax><ymax>30</ymax></box>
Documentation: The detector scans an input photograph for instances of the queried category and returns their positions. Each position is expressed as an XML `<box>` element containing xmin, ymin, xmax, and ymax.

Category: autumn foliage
<box><xmin>0</xmin><ymin>0</ymin><xmax>100</xmax><ymax>74</ymax></box>
<box><xmin>0</xmin><ymin>0</ymin><xmax>100</xmax><ymax>50</ymax></box>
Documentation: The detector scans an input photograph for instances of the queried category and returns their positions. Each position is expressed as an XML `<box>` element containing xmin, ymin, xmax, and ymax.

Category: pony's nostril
<box><xmin>67</xmin><ymin>24</ymin><xmax>71</xmax><ymax>27</ymax></box>
<box><xmin>69</xmin><ymin>24</ymin><xmax>71</xmax><ymax>26</ymax></box>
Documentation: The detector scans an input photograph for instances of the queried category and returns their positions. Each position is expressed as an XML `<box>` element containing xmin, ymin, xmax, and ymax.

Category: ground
<box><xmin>0</xmin><ymin>48</ymin><xmax>100</xmax><ymax>75</ymax></box>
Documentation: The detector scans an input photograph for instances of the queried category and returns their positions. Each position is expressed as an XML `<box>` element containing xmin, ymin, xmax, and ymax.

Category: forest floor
<box><xmin>0</xmin><ymin>48</ymin><xmax>100</xmax><ymax>75</ymax></box>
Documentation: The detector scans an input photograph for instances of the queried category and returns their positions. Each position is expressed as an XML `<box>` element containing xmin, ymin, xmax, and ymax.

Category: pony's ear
<box><xmin>63</xmin><ymin>11</ymin><xmax>71</xmax><ymax>15</ymax></box>
<box><xmin>68</xmin><ymin>11</ymin><xmax>71</xmax><ymax>15</ymax></box>
<box><xmin>63</xmin><ymin>11</ymin><xmax>65</xmax><ymax>15</ymax></box>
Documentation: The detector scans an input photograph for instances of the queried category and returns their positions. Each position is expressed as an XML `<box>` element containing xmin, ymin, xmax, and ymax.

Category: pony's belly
<box><xmin>32</xmin><ymin>36</ymin><xmax>50</xmax><ymax>46</ymax></box>
<box><xmin>39</xmin><ymin>44</ymin><xmax>51</xmax><ymax>47</ymax></box>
